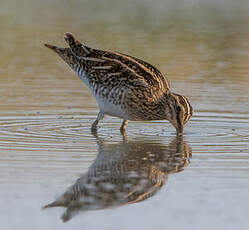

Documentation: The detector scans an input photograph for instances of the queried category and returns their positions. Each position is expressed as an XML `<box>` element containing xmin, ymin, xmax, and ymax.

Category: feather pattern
<box><xmin>44</xmin><ymin>33</ymin><xmax>193</xmax><ymax>134</ymax></box>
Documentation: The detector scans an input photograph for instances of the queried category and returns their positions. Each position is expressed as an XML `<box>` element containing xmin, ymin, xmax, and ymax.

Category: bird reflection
<box><xmin>43</xmin><ymin>135</ymin><xmax>191</xmax><ymax>222</ymax></box>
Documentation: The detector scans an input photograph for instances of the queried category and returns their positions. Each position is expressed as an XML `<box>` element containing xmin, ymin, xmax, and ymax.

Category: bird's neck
<box><xmin>149</xmin><ymin>92</ymin><xmax>174</xmax><ymax>120</ymax></box>
<box><xmin>161</xmin><ymin>92</ymin><xmax>178</xmax><ymax>120</ymax></box>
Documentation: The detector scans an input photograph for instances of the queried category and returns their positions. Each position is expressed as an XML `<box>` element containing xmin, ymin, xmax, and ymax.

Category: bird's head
<box><xmin>166</xmin><ymin>93</ymin><xmax>193</xmax><ymax>135</ymax></box>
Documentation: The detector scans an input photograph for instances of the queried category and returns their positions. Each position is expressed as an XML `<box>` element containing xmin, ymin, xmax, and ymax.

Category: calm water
<box><xmin>1</xmin><ymin>0</ymin><xmax>249</xmax><ymax>229</ymax></box>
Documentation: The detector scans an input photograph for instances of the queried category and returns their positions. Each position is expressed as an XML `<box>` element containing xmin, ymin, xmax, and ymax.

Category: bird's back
<box><xmin>63</xmin><ymin>33</ymin><xmax>172</xmax><ymax>119</ymax></box>
<box><xmin>64</xmin><ymin>33</ymin><xmax>168</xmax><ymax>90</ymax></box>
<box><xmin>45</xmin><ymin>33</ymin><xmax>193</xmax><ymax>133</ymax></box>
<box><xmin>45</xmin><ymin>33</ymin><xmax>172</xmax><ymax>120</ymax></box>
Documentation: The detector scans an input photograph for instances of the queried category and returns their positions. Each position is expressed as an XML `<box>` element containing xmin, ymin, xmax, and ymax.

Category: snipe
<box><xmin>45</xmin><ymin>33</ymin><xmax>193</xmax><ymax>135</ymax></box>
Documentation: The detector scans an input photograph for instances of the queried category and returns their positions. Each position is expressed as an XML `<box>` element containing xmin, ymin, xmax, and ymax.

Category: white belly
<box><xmin>74</xmin><ymin>66</ymin><xmax>129</xmax><ymax>119</ymax></box>
<box><xmin>95</xmin><ymin>94</ymin><xmax>127</xmax><ymax>119</ymax></box>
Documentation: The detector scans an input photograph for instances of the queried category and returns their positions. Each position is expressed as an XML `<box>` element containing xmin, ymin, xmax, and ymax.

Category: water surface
<box><xmin>1</xmin><ymin>0</ymin><xmax>249</xmax><ymax>229</ymax></box>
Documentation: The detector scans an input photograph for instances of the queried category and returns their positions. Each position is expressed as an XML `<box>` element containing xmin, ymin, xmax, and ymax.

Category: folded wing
<box><xmin>64</xmin><ymin>33</ymin><xmax>171</xmax><ymax>93</ymax></box>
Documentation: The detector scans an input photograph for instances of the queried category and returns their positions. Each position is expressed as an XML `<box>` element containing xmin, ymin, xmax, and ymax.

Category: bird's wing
<box><xmin>64</xmin><ymin>32</ymin><xmax>171</xmax><ymax>92</ymax></box>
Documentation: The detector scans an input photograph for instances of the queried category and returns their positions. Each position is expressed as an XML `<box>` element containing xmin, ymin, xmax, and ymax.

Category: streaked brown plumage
<box><xmin>45</xmin><ymin>33</ymin><xmax>193</xmax><ymax>134</ymax></box>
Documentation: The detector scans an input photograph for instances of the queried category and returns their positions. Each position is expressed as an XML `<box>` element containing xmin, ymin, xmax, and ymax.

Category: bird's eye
<box><xmin>176</xmin><ymin>106</ymin><xmax>181</xmax><ymax>113</ymax></box>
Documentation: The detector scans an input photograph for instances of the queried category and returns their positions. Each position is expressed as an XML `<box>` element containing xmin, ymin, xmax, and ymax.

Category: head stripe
<box><xmin>181</xmin><ymin>95</ymin><xmax>190</xmax><ymax>115</ymax></box>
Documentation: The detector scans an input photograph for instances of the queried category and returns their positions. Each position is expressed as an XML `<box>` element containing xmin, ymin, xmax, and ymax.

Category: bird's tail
<box><xmin>42</xmin><ymin>200</ymin><xmax>65</xmax><ymax>209</ymax></box>
<box><xmin>64</xmin><ymin>32</ymin><xmax>91</xmax><ymax>57</ymax></box>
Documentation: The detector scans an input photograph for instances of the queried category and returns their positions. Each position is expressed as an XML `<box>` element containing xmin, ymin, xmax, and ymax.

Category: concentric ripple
<box><xmin>0</xmin><ymin>110</ymin><xmax>248</xmax><ymax>149</ymax></box>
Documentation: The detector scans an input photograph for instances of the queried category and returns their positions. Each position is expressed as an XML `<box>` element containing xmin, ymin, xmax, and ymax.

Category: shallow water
<box><xmin>1</xmin><ymin>0</ymin><xmax>249</xmax><ymax>229</ymax></box>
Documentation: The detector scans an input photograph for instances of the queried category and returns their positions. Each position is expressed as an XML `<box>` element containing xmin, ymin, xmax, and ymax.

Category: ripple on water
<box><xmin>0</xmin><ymin>111</ymin><xmax>248</xmax><ymax>182</ymax></box>
<box><xmin>0</xmin><ymin>111</ymin><xmax>248</xmax><ymax>145</ymax></box>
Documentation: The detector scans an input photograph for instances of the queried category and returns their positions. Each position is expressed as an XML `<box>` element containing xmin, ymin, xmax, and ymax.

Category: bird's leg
<box><xmin>91</xmin><ymin>112</ymin><xmax>104</xmax><ymax>135</ymax></box>
<box><xmin>120</xmin><ymin>119</ymin><xmax>128</xmax><ymax>136</ymax></box>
